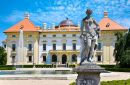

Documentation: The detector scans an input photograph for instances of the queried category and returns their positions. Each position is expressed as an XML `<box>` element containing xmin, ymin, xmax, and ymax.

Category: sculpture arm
<box><xmin>81</xmin><ymin>19</ymin><xmax>84</xmax><ymax>35</ymax></box>
<box><xmin>93</xmin><ymin>18</ymin><xmax>100</xmax><ymax>30</ymax></box>
<box><xmin>93</xmin><ymin>18</ymin><xmax>101</xmax><ymax>38</ymax></box>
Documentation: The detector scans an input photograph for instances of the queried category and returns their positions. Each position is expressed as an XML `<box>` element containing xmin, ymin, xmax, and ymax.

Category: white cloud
<box><xmin>2</xmin><ymin>0</ymin><xmax>130</xmax><ymax>29</ymax></box>
<box><xmin>35</xmin><ymin>2</ymin><xmax>38</xmax><ymax>7</ymax></box>
<box><xmin>127</xmin><ymin>0</ymin><xmax>130</xmax><ymax>5</ymax></box>
<box><xmin>2</xmin><ymin>10</ymin><xmax>25</xmax><ymax>23</ymax></box>
<box><xmin>115</xmin><ymin>18</ymin><xmax>130</xmax><ymax>29</ymax></box>
<box><xmin>37</xmin><ymin>9</ymin><xmax>42</xmax><ymax>12</ymax></box>
<box><xmin>57</xmin><ymin>0</ymin><xmax>62</xmax><ymax>5</ymax></box>
<box><xmin>51</xmin><ymin>6</ymin><xmax>65</xmax><ymax>10</ymax></box>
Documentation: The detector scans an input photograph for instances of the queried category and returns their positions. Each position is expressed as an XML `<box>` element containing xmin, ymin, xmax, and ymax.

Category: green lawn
<box><xmin>70</xmin><ymin>79</ymin><xmax>130</xmax><ymax>85</ymax></box>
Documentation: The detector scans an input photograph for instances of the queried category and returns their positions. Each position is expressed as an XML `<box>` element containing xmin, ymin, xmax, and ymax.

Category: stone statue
<box><xmin>80</xmin><ymin>9</ymin><xmax>101</xmax><ymax>64</ymax></box>
<box><xmin>73</xmin><ymin>9</ymin><xmax>104</xmax><ymax>85</ymax></box>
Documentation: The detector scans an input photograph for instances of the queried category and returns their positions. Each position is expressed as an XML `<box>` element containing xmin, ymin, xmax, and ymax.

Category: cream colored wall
<box><xmin>5</xmin><ymin>32</ymin><xmax>39</xmax><ymax>65</ymax></box>
<box><xmin>5</xmin><ymin>30</ymin><xmax>127</xmax><ymax>65</ymax></box>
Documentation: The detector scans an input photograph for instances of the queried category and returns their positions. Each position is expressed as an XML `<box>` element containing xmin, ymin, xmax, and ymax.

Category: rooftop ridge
<box><xmin>106</xmin><ymin>17</ymin><xmax>127</xmax><ymax>29</ymax></box>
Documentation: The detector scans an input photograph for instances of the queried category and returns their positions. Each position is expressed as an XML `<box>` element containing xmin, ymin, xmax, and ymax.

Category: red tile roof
<box><xmin>4</xmin><ymin>19</ymin><xmax>38</xmax><ymax>32</ymax></box>
<box><xmin>97</xmin><ymin>17</ymin><xmax>127</xmax><ymax>30</ymax></box>
<box><xmin>2</xmin><ymin>39</ymin><xmax>7</xmax><ymax>43</ymax></box>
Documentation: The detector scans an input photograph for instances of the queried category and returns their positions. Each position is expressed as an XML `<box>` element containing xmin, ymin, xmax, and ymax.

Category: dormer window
<box><xmin>20</xmin><ymin>25</ymin><xmax>24</xmax><ymax>29</ymax></box>
<box><xmin>106</xmin><ymin>23</ymin><xmax>110</xmax><ymax>27</ymax></box>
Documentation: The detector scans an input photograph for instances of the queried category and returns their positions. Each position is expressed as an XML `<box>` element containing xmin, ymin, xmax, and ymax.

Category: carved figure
<box><xmin>80</xmin><ymin>9</ymin><xmax>101</xmax><ymax>64</ymax></box>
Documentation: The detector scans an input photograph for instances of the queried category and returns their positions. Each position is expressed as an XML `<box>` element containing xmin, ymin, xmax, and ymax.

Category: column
<box><xmin>7</xmin><ymin>40</ymin><xmax>11</xmax><ymax>65</ymax></box>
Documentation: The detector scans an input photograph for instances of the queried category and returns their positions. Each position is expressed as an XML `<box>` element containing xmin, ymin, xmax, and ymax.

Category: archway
<box><xmin>72</xmin><ymin>54</ymin><xmax>77</xmax><ymax>62</ymax></box>
<box><xmin>52</xmin><ymin>54</ymin><xmax>57</xmax><ymax>62</ymax></box>
<box><xmin>62</xmin><ymin>54</ymin><xmax>67</xmax><ymax>64</ymax></box>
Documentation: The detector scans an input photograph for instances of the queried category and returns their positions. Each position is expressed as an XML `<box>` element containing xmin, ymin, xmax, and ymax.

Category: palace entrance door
<box><xmin>62</xmin><ymin>54</ymin><xmax>67</xmax><ymax>64</ymax></box>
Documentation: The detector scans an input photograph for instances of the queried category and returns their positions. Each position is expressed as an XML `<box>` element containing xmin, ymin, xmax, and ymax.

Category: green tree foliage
<box><xmin>114</xmin><ymin>28</ymin><xmax>130</xmax><ymax>68</ymax></box>
<box><xmin>0</xmin><ymin>46</ymin><xmax>7</xmax><ymax>65</ymax></box>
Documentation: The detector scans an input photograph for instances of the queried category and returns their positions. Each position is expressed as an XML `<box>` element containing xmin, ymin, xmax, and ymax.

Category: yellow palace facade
<box><xmin>3</xmin><ymin>11</ymin><xmax>127</xmax><ymax>65</ymax></box>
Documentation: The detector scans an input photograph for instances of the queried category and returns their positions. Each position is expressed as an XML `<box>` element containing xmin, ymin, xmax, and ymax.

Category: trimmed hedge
<box><xmin>102</xmin><ymin>67</ymin><xmax>130</xmax><ymax>72</ymax></box>
<box><xmin>70</xmin><ymin>79</ymin><xmax>130</xmax><ymax>85</ymax></box>
<box><xmin>0</xmin><ymin>67</ymin><xmax>15</xmax><ymax>70</ymax></box>
<box><xmin>69</xmin><ymin>64</ymin><xmax>130</xmax><ymax>72</ymax></box>
<box><xmin>0</xmin><ymin>64</ymin><xmax>57</xmax><ymax>69</ymax></box>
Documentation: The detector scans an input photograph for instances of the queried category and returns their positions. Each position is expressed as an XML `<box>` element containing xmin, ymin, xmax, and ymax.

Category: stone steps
<box><xmin>57</xmin><ymin>64</ymin><xmax>66</xmax><ymax>68</ymax></box>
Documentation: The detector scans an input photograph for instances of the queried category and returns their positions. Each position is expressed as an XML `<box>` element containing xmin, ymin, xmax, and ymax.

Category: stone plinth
<box><xmin>73</xmin><ymin>61</ymin><xmax>105</xmax><ymax>85</ymax></box>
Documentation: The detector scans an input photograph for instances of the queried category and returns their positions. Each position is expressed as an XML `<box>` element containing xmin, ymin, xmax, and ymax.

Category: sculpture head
<box><xmin>86</xmin><ymin>9</ymin><xmax>93</xmax><ymax>16</ymax></box>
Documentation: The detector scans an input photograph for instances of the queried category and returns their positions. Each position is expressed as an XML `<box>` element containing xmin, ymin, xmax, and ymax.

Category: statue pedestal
<box><xmin>73</xmin><ymin>61</ymin><xmax>105</xmax><ymax>85</ymax></box>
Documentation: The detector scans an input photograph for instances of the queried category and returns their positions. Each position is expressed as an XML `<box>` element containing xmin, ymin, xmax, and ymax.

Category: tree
<box><xmin>114</xmin><ymin>28</ymin><xmax>130</xmax><ymax>68</ymax></box>
<box><xmin>0</xmin><ymin>46</ymin><xmax>7</xmax><ymax>65</ymax></box>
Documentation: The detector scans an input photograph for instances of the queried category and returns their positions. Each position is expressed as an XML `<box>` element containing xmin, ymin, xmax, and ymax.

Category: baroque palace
<box><xmin>2</xmin><ymin>11</ymin><xmax>127</xmax><ymax>65</ymax></box>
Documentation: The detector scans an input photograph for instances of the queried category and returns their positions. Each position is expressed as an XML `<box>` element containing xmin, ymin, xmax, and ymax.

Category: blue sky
<box><xmin>0</xmin><ymin>0</ymin><xmax>130</xmax><ymax>46</ymax></box>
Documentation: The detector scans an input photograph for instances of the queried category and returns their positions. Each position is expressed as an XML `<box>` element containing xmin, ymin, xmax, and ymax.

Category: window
<box><xmin>98</xmin><ymin>43</ymin><xmax>101</xmax><ymax>50</ymax></box>
<box><xmin>63</xmin><ymin>44</ymin><xmax>66</xmax><ymax>50</ymax></box>
<box><xmin>97</xmin><ymin>55</ymin><xmax>101</xmax><ymax>61</ymax></box>
<box><xmin>73</xmin><ymin>43</ymin><xmax>76</xmax><ymax>50</ymax></box>
<box><xmin>12</xmin><ymin>35</ymin><xmax>15</xmax><ymax>37</ymax></box>
<box><xmin>52</xmin><ymin>54</ymin><xmax>57</xmax><ymax>62</ymax></box>
<box><xmin>43</xmin><ymin>44</ymin><xmax>46</xmax><ymax>51</ymax></box>
<box><xmin>43</xmin><ymin>35</ymin><xmax>46</xmax><ymax>37</ymax></box>
<box><xmin>43</xmin><ymin>56</ymin><xmax>46</xmax><ymax>61</ymax></box>
<box><xmin>4</xmin><ymin>45</ymin><xmax>6</xmax><ymax>48</ymax></box>
<box><xmin>12</xmin><ymin>56</ymin><xmax>15</xmax><ymax>62</ymax></box>
<box><xmin>28</xmin><ymin>35</ymin><xmax>32</xmax><ymax>37</ymax></box>
<box><xmin>29</xmin><ymin>56</ymin><xmax>32</xmax><ymax>62</ymax></box>
<box><xmin>53</xmin><ymin>35</ymin><xmax>56</xmax><ymax>37</ymax></box>
<box><xmin>53</xmin><ymin>44</ymin><xmax>56</xmax><ymax>50</ymax></box>
<box><xmin>28</xmin><ymin>44</ymin><xmax>32</xmax><ymax>51</ymax></box>
<box><xmin>63</xmin><ymin>34</ymin><xmax>66</xmax><ymax>37</ymax></box>
<box><xmin>72</xmin><ymin>34</ymin><xmax>76</xmax><ymax>37</ymax></box>
<box><xmin>106</xmin><ymin>23</ymin><xmax>110</xmax><ymax>27</ymax></box>
<box><xmin>12</xmin><ymin>44</ymin><xmax>15</xmax><ymax>51</ymax></box>
<box><xmin>72</xmin><ymin>54</ymin><xmax>77</xmax><ymax>62</ymax></box>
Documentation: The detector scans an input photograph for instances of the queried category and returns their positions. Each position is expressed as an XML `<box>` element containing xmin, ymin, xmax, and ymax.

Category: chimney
<box><xmin>43</xmin><ymin>23</ymin><xmax>46</xmax><ymax>29</ymax></box>
<box><xmin>53</xmin><ymin>23</ymin><xmax>55</xmax><ymax>29</ymax></box>
<box><xmin>25</xmin><ymin>13</ymin><xmax>29</xmax><ymax>19</ymax></box>
<box><xmin>78</xmin><ymin>22</ymin><xmax>80</xmax><ymax>28</ymax></box>
<box><xmin>104</xmin><ymin>11</ymin><xmax>108</xmax><ymax>18</ymax></box>
<box><xmin>37</xmin><ymin>26</ymin><xmax>41</xmax><ymax>30</ymax></box>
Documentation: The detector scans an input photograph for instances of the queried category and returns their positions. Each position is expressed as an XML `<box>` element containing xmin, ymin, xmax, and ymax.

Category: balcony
<box><xmin>27</xmin><ymin>50</ymin><xmax>33</xmax><ymax>54</ymax></box>
<box><xmin>11</xmin><ymin>50</ymin><xmax>16</xmax><ymax>54</ymax></box>
<box><xmin>49</xmin><ymin>50</ymin><xmax>79</xmax><ymax>54</ymax></box>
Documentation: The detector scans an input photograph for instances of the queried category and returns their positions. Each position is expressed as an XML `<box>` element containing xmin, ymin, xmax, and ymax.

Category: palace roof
<box><xmin>97</xmin><ymin>11</ymin><xmax>127</xmax><ymax>31</ymax></box>
<box><xmin>98</xmin><ymin>17</ymin><xmax>127</xmax><ymax>31</ymax></box>
<box><xmin>2</xmin><ymin>39</ymin><xmax>7</xmax><ymax>43</ymax></box>
<box><xmin>4</xmin><ymin>19</ymin><xmax>38</xmax><ymax>33</ymax></box>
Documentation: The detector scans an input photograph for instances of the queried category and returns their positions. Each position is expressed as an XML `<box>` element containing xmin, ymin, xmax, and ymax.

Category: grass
<box><xmin>69</xmin><ymin>79</ymin><xmax>130</xmax><ymax>85</ymax></box>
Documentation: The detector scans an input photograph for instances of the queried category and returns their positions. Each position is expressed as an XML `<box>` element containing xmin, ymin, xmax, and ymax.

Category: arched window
<box><xmin>72</xmin><ymin>54</ymin><xmax>77</xmax><ymax>62</ymax></box>
<box><xmin>52</xmin><ymin>54</ymin><xmax>57</xmax><ymax>62</ymax></box>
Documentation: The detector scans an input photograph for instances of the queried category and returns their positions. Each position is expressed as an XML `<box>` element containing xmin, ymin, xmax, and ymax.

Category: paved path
<box><xmin>0</xmin><ymin>72</ymin><xmax>130</xmax><ymax>85</ymax></box>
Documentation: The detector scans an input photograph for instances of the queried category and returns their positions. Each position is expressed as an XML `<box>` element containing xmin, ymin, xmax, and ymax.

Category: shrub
<box><xmin>69</xmin><ymin>64</ymin><xmax>75</xmax><ymax>68</ymax></box>
<box><xmin>0</xmin><ymin>46</ymin><xmax>7</xmax><ymax>65</ymax></box>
